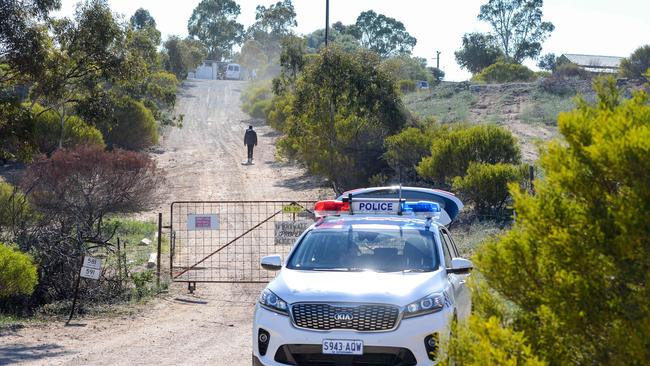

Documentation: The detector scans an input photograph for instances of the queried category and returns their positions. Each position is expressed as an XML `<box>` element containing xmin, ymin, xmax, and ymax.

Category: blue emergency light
<box><xmin>400</xmin><ymin>201</ymin><xmax>441</xmax><ymax>216</ymax></box>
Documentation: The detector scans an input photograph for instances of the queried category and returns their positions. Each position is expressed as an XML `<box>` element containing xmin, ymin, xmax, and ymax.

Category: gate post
<box><xmin>157</xmin><ymin>212</ymin><xmax>162</xmax><ymax>287</ymax></box>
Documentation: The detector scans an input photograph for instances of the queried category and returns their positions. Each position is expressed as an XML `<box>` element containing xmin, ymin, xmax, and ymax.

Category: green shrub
<box><xmin>398</xmin><ymin>79</ymin><xmax>416</xmax><ymax>93</ymax></box>
<box><xmin>384</xmin><ymin>121</ymin><xmax>448</xmax><ymax>182</ymax></box>
<box><xmin>442</xmin><ymin>316</ymin><xmax>547</xmax><ymax>366</ymax></box>
<box><xmin>452</xmin><ymin>163</ymin><xmax>524</xmax><ymax>216</ymax></box>
<box><xmin>267</xmin><ymin>93</ymin><xmax>294</xmax><ymax>131</ymax></box>
<box><xmin>620</xmin><ymin>45</ymin><xmax>650</xmax><ymax>80</ymax></box>
<box><xmin>0</xmin><ymin>181</ymin><xmax>34</xmax><ymax>235</ymax></box>
<box><xmin>146</xmin><ymin>71</ymin><xmax>179</xmax><ymax>109</ymax></box>
<box><xmin>474</xmin><ymin>61</ymin><xmax>537</xmax><ymax>83</ymax></box>
<box><xmin>417</xmin><ymin>124</ymin><xmax>521</xmax><ymax>186</ymax></box>
<box><xmin>241</xmin><ymin>82</ymin><xmax>273</xmax><ymax>119</ymax></box>
<box><xmin>475</xmin><ymin>78</ymin><xmax>650</xmax><ymax>364</ymax></box>
<box><xmin>0</xmin><ymin>244</ymin><xmax>38</xmax><ymax>298</ymax></box>
<box><xmin>249</xmin><ymin>99</ymin><xmax>272</xmax><ymax>119</ymax></box>
<box><xmin>31</xmin><ymin>104</ymin><xmax>104</xmax><ymax>155</ymax></box>
<box><xmin>278</xmin><ymin>46</ymin><xmax>408</xmax><ymax>189</ymax></box>
<box><xmin>106</xmin><ymin>96</ymin><xmax>158</xmax><ymax>150</ymax></box>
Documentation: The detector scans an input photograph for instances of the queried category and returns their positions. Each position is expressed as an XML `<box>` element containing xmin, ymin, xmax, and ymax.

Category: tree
<box><xmin>473</xmin><ymin>78</ymin><xmax>650</xmax><ymax>364</ymax></box>
<box><xmin>162</xmin><ymin>36</ymin><xmax>206</xmax><ymax>79</ymax></box>
<box><xmin>0</xmin><ymin>0</ymin><xmax>59</xmax><ymax>83</ymax></box>
<box><xmin>455</xmin><ymin>32</ymin><xmax>503</xmax><ymax>74</ymax></box>
<box><xmin>246</xmin><ymin>0</ymin><xmax>297</xmax><ymax>55</ymax></box>
<box><xmin>417</xmin><ymin>124</ymin><xmax>521</xmax><ymax>186</ymax></box>
<box><xmin>305</xmin><ymin>28</ymin><xmax>360</xmax><ymax>54</ymax></box>
<box><xmin>380</xmin><ymin>55</ymin><xmax>430</xmax><ymax>82</ymax></box>
<box><xmin>537</xmin><ymin>52</ymin><xmax>557</xmax><ymax>72</ymax></box>
<box><xmin>620</xmin><ymin>45</ymin><xmax>650</xmax><ymax>80</ymax></box>
<box><xmin>478</xmin><ymin>0</ymin><xmax>554</xmax><ymax>63</ymax></box>
<box><xmin>130</xmin><ymin>8</ymin><xmax>156</xmax><ymax>30</ymax></box>
<box><xmin>238</xmin><ymin>40</ymin><xmax>267</xmax><ymax>74</ymax></box>
<box><xmin>429</xmin><ymin>67</ymin><xmax>445</xmax><ymax>82</ymax></box>
<box><xmin>30</xmin><ymin>0</ymin><xmax>123</xmax><ymax>149</ymax></box>
<box><xmin>355</xmin><ymin>10</ymin><xmax>417</xmax><ymax>58</ymax></box>
<box><xmin>278</xmin><ymin>47</ymin><xmax>409</xmax><ymax>189</ymax></box>
<box><xmin>187</xmin><ymin>0</ymin><xmax>244</xmax><ymax>61</ymax></box>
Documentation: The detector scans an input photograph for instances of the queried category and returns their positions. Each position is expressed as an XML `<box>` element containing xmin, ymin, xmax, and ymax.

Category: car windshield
<box><xmin>287</xmin><ymin>225</ymin><xmax>439</xmax><ymax>272</ymax></box>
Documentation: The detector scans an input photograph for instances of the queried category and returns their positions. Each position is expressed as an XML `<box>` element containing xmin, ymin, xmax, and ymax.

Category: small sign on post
<box><xmin>67</xmin><ymin>255</ymin><xmax>102</xmax><ymax>325</ymax></box>
<box><xmin>80</xmin><ymin>256</ymin><xmax>102</xmax><ymax>280</ymax></box>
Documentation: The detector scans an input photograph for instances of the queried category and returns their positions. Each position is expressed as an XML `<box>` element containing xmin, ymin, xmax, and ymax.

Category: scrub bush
<box><xmin>105</xmin><ymin>96</ymin><xmax>158</xmax><ymax>150</ymax></box>
<box><xmin>442</xmin><ymin>316</ymin><xmax>547</xmax><ymax>366</ymax></box>
<box><xmin>452</xmin><ymin>163</ymin><xmax>524</xmax><ymax>217</ymax></box>
<box><xmin>0</xmin><ymin>244</ymin><xmax>38</xmax><ymax>298</ymax></box>
<box><xmin>31</xmin><ymin>104</ymin><xmax>104</xmax><ymax>155</ymax></box>
<box><xmin>241</xmin><ymin>82</ymin><xmax>273</xmax><ymax>119</ymax></box>
<box><xmin>417</xmin><ymin>124</ymin><xmax>520</xmax><ymax>186</ymax></box>
<box><xmin>474</xmin><ymin>61</ymin><xmax>537</xmax><ymax>83</ymax></box>
<box><xmin>467</xmin><ymin>77</ymin><xmax>650</xmax><ymax>364</ymax></box>
<box><xmin>620</xmin><ymin>45</ymin><xmax>650</xmax><ymax>80</ymax></box>
<box><xmin>398</xmin><ymin>79</ymin><xmax>416</xmax><ymax>93</ymax></box>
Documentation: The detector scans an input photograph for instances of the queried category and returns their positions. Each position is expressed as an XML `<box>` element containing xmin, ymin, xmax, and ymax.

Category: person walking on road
<box><xmin>244</xmin><ymin>125</ymin><xmax>258</xmax><ymax>164</ymax></box>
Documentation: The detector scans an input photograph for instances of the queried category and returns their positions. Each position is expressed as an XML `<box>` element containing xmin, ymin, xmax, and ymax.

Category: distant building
<box><xmin>188</xmin><ymin>60</ymin><xmax>221</xmax><ymax>80</ymax></box>
<box><xmin>558</xmin><ymin>54</ymin><xmax>623</xmax><ymax>74</ymax></box>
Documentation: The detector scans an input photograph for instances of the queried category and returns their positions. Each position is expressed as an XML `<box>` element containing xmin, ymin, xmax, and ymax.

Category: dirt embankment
<box><xmin>0</xmin><ymin>80</ymin><xmax>330</xmax><ymax>366</ymax></box>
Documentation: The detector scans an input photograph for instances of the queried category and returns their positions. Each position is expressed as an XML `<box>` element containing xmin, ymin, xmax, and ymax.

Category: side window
<box><xmin>439</xmin><ymin>230</ymin><xmax>452</xmax><ymax>268</ymax></box>
<box><xmin>441</xmin><ymin>229</ymin><xmax>459</xmax><ymax>257</ymax></box>
<box><xmin>234</xmin><ymin>66</ymin><xmax>240</xmax><ymax>71</ymax></box>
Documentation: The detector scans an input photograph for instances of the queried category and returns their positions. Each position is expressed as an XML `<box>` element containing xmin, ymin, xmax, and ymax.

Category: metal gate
<box><xmin>170</xmin><ymin>201</ymin><xmax>316</xmax><ymax>283</ymax></box>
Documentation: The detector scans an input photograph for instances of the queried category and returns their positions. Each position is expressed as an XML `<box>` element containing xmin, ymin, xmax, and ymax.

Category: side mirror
<box><xmin>261</xmin><ymin>255</ymin><xmax>282</xmax><ymax>271</ymax></box>
<box><xmin>447</xmin><ymin>257</ymin><xmax>473</xmax><ymax>275</ymax></box>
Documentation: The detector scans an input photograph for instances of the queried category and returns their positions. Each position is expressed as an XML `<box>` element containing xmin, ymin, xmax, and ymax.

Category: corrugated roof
<box><xmin>561</xmin><ymin>54</ymin><xmax>623</xmax><ymax>68</ymax></box>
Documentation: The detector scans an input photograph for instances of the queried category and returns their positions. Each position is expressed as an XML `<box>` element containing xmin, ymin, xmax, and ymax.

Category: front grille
<box><xmin>274</xmin><ymin>344</ymin><xmax>417</xmax><ymax>366</ymax></box>
<box><xmin>291</xmin><ymin>303</ymin><xmax>400</xmax><ymax>331</ymax></box>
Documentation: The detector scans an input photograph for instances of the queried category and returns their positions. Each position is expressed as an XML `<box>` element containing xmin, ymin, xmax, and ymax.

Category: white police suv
<box><xmin>253</xmin><ymin>195</ymin><xmax>472</xmax><ymax>366</ymax></box>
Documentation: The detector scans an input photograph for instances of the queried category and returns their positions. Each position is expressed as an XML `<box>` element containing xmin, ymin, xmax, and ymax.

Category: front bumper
<box><xmin>252</xmin><ymin>303</ymin><xmax>452</xmax><ymax>366</ymax></box>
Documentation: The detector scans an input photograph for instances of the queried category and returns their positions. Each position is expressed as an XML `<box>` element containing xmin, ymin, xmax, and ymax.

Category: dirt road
<box><xmin>0</xmin><ymin>80</ymin><xmax>329</xmax><ymax>366</ymax></box>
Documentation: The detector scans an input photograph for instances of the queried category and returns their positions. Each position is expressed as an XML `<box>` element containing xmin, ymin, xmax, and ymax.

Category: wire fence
<box><xmin>170</xmin><ymin>201</ymin><xmax>316</xmax><ymax>283</ymax></box>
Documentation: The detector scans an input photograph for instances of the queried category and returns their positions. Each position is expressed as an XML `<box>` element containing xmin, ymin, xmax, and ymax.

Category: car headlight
<box><xmin>403</xmin><ymin>292</ymin><xmax>446</xmax><ymax>318</ymax></box>
<box><xmin>259</xmin><ymin>288</ymin><xmax>289</xmax><ymax>315</ymax></box>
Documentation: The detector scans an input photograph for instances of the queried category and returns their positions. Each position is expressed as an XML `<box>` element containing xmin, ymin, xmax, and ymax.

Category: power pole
<box><xmin>325</xmin><ymin>0</ymin><xmax>330</xmax><ymax>46</ymax></box>
<box><xmin>434</xmin><ymin>51</ymin><xmax>441</xmax><ymax>69</ymax></box>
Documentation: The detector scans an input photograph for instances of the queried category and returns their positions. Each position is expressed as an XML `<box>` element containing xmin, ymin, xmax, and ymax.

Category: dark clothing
<box><xmin>244</xmin><ymin>129</ymin><xmax>258</xmax><ymax>146</ymax></box>
<box><xmin>247</xmin><ymin>144</ymin><xmax>254</xmax><ymax>160</ymax></box>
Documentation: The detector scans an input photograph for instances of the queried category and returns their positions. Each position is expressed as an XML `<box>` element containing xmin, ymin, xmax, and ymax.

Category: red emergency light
<box><xmin>314</xmin><ymin>200</ymin><xmax>350</xmax><ymax>217</ymax></box>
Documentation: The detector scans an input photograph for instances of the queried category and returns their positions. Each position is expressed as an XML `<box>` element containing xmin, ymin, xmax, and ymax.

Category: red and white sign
<box><xmin>187</xmin><ymin>214</ymin><xmax>219</xmax><ymax>230</ymax></box>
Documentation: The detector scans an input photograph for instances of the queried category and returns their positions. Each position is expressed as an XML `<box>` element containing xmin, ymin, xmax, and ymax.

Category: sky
<box><xmin>54</xmin><ymin>0</ymin><xmax>650</xmax><ymax>81</ymax></box>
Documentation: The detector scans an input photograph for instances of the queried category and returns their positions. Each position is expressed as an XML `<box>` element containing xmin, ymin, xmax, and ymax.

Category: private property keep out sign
<box><xmin>187</xmin><ymin>214</ymin><xmax>219</xmax><ymax>230</ymax></box>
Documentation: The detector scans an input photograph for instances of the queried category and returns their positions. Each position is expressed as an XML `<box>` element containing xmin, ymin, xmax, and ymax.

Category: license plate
<box><xmin>352</xmin><ymin>201</ymin><xmax>399</xmax><ymax>214</ymax></box>
<box><xmin>322</xmin><ymin>339</ymin><xmax>364</xmax><ymax>355</ymax></box>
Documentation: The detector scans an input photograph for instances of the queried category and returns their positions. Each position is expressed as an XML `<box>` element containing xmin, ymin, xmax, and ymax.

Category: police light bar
<box><xmin>314</xmin><ymin>199</ymin><xmax>441</xmax><ymax>218</ymax></box>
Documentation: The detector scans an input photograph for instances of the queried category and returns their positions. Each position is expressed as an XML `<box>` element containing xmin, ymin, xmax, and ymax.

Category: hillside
<box><xmin>403</xmin><ymin>80</ymin><xmax>594</xmax><ymax>162</ymax></box>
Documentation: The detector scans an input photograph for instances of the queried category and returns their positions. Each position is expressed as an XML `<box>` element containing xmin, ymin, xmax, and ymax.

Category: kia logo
<box><xmin>333</xmin><ymin>312</ymin><xmax>354</xmax><ymax>321</ymax></box>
